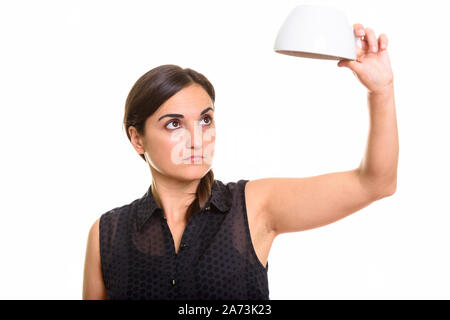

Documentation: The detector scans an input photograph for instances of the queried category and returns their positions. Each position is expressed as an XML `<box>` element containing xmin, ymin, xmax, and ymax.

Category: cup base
<box><xmin>275</xmin><ymin>50</ymin><xmax>353</xmax><ymax>61</ymax></box>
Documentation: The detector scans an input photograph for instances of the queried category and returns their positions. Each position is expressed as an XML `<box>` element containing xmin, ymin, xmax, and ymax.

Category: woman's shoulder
<box><xmin>215</xmin><ymin>178</ymin><xmax>250</xmax><ymax>190</ymax></box>
<box><xmin>99</xmin><ymin>197</ymin><xmax>141</xmax><ymax>224</ymax></box>
<box><xmin>213</xmin><ymin>178</ymin><xmax>250</xmax><ymax>205</ymax></box>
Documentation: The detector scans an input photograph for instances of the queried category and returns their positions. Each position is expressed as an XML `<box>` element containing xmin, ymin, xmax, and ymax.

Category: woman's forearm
<box><xmin>358</xmin><ymin>84</ymin><xmax>398</xmax><ymax>197</ymax></box>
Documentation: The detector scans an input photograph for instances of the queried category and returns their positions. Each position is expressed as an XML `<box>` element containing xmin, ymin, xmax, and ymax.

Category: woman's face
<box><xmin>141</xmin><ymin>83</ymin><xmax>216</xmax><ymax>181</ymax></box>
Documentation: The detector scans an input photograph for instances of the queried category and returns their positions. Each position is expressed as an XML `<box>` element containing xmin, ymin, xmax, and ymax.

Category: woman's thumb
<box><xmin>337</xmin><ymin>59</ymin><xmax>362</xmax><ymax>73</ymax></box>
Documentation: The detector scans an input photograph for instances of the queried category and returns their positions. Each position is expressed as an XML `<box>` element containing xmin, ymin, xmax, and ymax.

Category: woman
<box><xmin>83</xmin><ymin>23</ymin><xmax>398</xmax><ymax>300</ymax></box>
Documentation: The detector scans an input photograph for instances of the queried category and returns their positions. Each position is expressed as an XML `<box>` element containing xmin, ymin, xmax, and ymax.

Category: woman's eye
<box><xmin>166</xmin><ymin>120</ymin><xmax>180</xmax><ymax>130</ymax></box>
<box><xmin>201</xmin><ymin>115</ymin><xmax>213</xmax><ymax>126</ymax></box>
<box><xmin>166</xmin><ymin>116</ymin><xmax>212</xmax><ymax>130</ymax></box>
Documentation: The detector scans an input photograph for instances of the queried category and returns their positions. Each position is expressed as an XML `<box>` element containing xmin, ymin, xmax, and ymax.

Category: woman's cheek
<box><xmin>203</xmin><ymin>141</ymin><xmax>215</xmax><ymax>165</ymax></box>
<box><xmin>168</xmin><ymin>128</ymin><xmax>197</xmax><ymax>164</ymax></box>
<box><xmin>168</xmin><ymin>139</ymin><xmax>186</xmax><ymax>165</ymax></box>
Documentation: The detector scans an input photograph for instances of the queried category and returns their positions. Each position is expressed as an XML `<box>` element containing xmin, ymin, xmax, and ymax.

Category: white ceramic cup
<box><xmin>274</xmin><ymin>4</ymin><xmax>361</xmax><ymax>60</ymax></box>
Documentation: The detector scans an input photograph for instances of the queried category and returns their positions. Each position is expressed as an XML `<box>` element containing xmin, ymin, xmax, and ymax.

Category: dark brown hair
<box><xmin>123</xmin><ymin>64</ymin><xmax>215</xmax><ymax>221</ymax></box>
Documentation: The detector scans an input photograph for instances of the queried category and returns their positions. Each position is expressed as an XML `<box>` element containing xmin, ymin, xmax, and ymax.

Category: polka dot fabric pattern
<box><xmin>99</xmin><ymin>179</ymin><xmax>269</xmax><ymax>300</ymax></box>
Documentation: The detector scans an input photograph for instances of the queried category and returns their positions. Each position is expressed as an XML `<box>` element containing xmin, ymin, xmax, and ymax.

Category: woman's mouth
<box><xmin>183</xmin><ymin>155</ymin><xmax>203</xmax><ymax>162</ymax></box>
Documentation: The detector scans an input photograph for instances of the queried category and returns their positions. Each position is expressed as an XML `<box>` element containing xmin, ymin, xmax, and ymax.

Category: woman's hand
<box><xmin>337</xmin><ymin>23</ymin><xmax>394</xmax><ymax>95</ymax></box>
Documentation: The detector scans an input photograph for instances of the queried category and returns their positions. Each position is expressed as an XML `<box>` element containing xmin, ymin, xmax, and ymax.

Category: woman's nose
<box><xmin>184</xmin><ymin>121</ymin><xmax>204</xmax><ymax>149</ymax></box>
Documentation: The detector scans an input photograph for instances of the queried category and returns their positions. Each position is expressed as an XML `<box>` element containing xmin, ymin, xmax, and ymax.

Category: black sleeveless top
<box><xmin>99</xmin><ymin>179</ymin><xmax>270</xmax><ymax>300</ymax></box>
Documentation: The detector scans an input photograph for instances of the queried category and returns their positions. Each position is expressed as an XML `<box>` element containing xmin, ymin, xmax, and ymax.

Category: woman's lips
<box><xmin>184</xmin><ymin>155</ymin><xmax>203</xmax><ymax>161</ymax></box>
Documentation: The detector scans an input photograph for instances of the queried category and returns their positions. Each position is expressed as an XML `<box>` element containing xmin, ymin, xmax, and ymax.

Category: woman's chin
<box><xmin>168</xmin><ymin>165</ymin><xmax>211</xmax><ymax>181</ymax></box>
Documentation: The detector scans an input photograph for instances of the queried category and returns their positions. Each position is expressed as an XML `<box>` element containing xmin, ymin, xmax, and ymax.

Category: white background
<box><xmin>0</xmin><ymin>0</ymin><xmax>448</xmax><ymax>299</ymax></box>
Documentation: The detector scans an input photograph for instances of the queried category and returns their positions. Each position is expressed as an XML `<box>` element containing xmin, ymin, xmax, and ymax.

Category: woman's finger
<box><xmin>360</xmin><ymin>35</ymin><xmax>369</xmax><ymax>52</ymax></box>
<box><xmin>378</xmin><ymin>33</ymin><xmax>388</xmax><ymax>51</ymax></box>
<box><xmin>353</xmin><ymin>23</ymin><xmax>367</xmax><ymax>58</ymax></box>
<box><xmin>364</xmin><ymin>27</ymin><xmax>378</xmax><ymax>53</ymax></box>
<box><xmin>353</xmin><ymin>23</ymin><xmax>365</xmax><ymax>36</ymax></box>
<box><xmin>355</xmin><ymin>34</ymin><xmax>369</xmax><ymax>60</ymax></box>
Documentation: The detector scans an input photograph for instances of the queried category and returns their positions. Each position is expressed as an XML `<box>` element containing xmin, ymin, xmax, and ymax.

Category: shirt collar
<box><xmin>136</xmin><ymin>179</ymin><xmax>232</xmax><ymax>232</ymax></box>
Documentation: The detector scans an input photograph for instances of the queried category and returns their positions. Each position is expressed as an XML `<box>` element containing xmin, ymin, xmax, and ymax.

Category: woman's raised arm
<box><xmin>249</xmin><ymin>23</ymin><xmax>398</xmax><ymax>236</ymax></box>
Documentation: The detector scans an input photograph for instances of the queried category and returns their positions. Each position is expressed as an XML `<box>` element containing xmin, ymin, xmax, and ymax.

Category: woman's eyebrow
<box><xmin>158</xmin><ymin>106</ymin><xmax>214</xmax><ymax>121</ymax></box>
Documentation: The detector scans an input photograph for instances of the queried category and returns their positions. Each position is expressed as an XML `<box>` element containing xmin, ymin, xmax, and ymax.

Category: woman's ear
<box><xmin>129</xmin><ymin>126</ymin><xmax>145</xmax><ymax>155</ymax></box>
